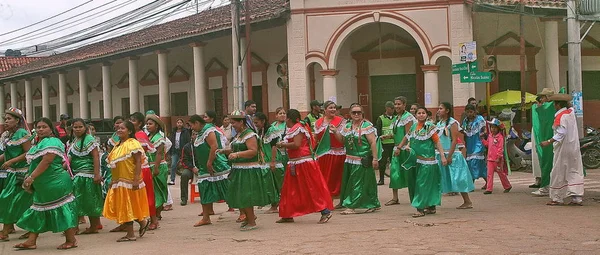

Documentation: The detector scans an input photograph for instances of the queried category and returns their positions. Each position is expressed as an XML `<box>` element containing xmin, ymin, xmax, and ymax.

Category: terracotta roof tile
<box><xmin>0</xmin><ymin>0</ymin><xmax>288</xmax><ymax>80</ymax></box>
<box><xmin>0</xmin><ymin>57</ymin><xmax>44</xmax><ymax>72</ymax></box>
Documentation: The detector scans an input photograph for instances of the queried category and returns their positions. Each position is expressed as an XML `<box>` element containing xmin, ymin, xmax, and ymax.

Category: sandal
<box><xmin>13</xmin><ymin>243</ymin><xmax>37</xmax><ymax>250</ymax></box>
<box><xmin>235</xmin><ymin>214</ymin><xmax>247</xmax><ymax>223</ymax></box>
<box><xmin>365</xmin><ymin>207</ymin><xmax>380</xmax><ymax>213</ymax></box>
<box><xmin>198</xmin><ymin>211</ymin><xmax>215</xmax><ymax>216</ymax></box>
<box><xmin>193</xmin><ymin>220</ymin><xmax>212</xmax><ymax>227</ymax></box>
<box><xmin>276</xmin><ymin>218</ymin><xmax>294</xmax><ymax>223</ymax></box>
<box><xmin>163</xmin><ymin>205</ymin><xmax>173</xmax><ymax>211</ymax></box>
<box><xmin>240</xmin><ymin>225</ymin><xmax>258</xmax><ymax>231</ymax></box>
<box><xmin>0</xmin><ymin>234</ymin><xmax>9</xmax><ymax>242</ymax></box>
<box><xmin>138</xmin><ymin>219</ymin><xmax>150</xmax><ymax>237</ymax></box>
<box><xmin>109</xmin><ymin>224</ymin><xmax>127</xmax><ymax>232</ymax></box>
<box><xmin>456</xmin><ymin>204</ymin><xmax>473</xmax><ymax>209</ymax></box>
<box><xmin>318</xmin><ymin>213</ymin><xmax>332</xmax><ymax>224</ymax></box>
<box><xmin>240</xmin><ymin>217</ymin><xmax>258</xmax><ymax>228</ymax></box>
<box><xmin>412</xmin><ymin>211</ymin><xmax>426</xmax><ymax>218</ymax></box>
<box><xmin>568</xmin><ymin>201</ymin><xmax>583</xmax><ymax>206</ymax></box>
<box><xmin>340</xmin><ymin>209</ymin><xmax>356</xmax><ymax>215</ymax></box>
<box><xmin>334</xmin><ymin>204</ymin><xmax>345</xmax><ymax>210</ymax></box>
<box><xmin>546</xmin><ymin>201</ymin><xmax>563</xmax><ymax>206</ymax></box>
<box><xmin>384</xmin><ymin>199</ymin><xmax>400</xmax><ymax>206</ymax></box>
<box><xmin>57</xmin><ymin>242</ymin><xmax>78</xmax><ymax>250</ymax></box>
<box><xmin>148</xmin><ymin>222</ymin><xmax>159</xmax><ymax>231</ymax></box>
<box><xmin>424</xmin><ymin>208</ymin><xmax>436</xmax><ymax>215</ymax></box>
<box><xmin>116</xmin><ymin>236</ymin><xmax>137</xmax><ymax>242</ymax></box>
<box><xmin>504</xmin><ymin>187</ymin><xmax>512</xmax><ymax>193</ymax></box>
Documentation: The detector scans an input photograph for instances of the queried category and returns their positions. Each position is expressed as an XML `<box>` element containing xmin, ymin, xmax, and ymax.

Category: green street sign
<box><xmin>460</xmin><ymin>71</ymin><xmax>493</xmax><ymax>83</ymax></box>
<box><xmin>451</xmin><ymin>62</ymin><xmax>478</xmax><ymax>74</ymax></box>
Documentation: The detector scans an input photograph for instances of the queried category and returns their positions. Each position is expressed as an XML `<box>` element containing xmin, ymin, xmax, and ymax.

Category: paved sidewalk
<box><xmin>1</xmin><ymin>171</ymin><xmax>599</xmax><ymax>255</ymax></box>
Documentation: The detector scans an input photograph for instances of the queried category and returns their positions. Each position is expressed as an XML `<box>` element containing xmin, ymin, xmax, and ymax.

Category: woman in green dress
<box><xmin>397</xmin><ymin>107</ymin><xmax>448</xmax><ymax>217</ymax></box>
<box><xmin>14</xmin><ymin>117</ymin><xmax>78</xmax><ymax>250</ymax></box>
<box><xmin>107</xmin><ymin>116</ymin><xmax>125</xmax><ymax>152</ymax></box>
<box><xmin>146</xmin><ymin>113</ymin><xmax>172</xmax><ymax>223</ymax></box>
<box><xmin>381</xmin><ymin>96</ymin><xmax>416</xmax><ymax>206</ymax></box>
<box><xmin>270</xmin><ymin>107</ymin><xmax>288</xmax><ymax>201</ymax></box>
<box><xmin>187</xmin><ymin>114</ymin><xmax>230</xmax><ymax>226</ymax></box>
<box><xmin>222</xmin><ymin>110</ymin><xmax>277</xmax><ymax>231</ymax></box>
<box><xmin>331</xmin><ymin>103</ymin><xmax>382</xmax><ymax>215</ymax></box>
<box><xmin>0</xmin><ymin>107</ymin><xmax>33</xmax><ymax>241</ymax></box>
<box><xmin>253</xmin><ymin>112</ymin><xmax>285</xmax><ymax>214</ymax></box>
<box><xmin>68</xmin><ymin>118</ymin><xmax>103</xmax><ymax>234</ymax></box>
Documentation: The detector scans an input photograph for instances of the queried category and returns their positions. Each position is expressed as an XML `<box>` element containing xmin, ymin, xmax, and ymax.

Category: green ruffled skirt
<box><xmin>226</xmin><ymin>166</ymin><xmax>278</xmax><ymax>209</ymax></box>
<box><xmin>198</xmin><ymin>176</ymin><xmax>230</xmax><ymax>205</ymax></box>
<box><xmin>269</xmin><ymin>163</ymin><xmax>285</xmax><ymax>203</ymax></box>
<box><xmin>17</xmin><ymin>195</ymin><xmax>78</xmax><ymax>233</ymax></box>
<box><xmin>411</xmin><ymin>163</ymin><xmax>442</xmax><ymax>209</ymax></box>
<box><xmin>339</xmin><ymin>163</ymin><xmax>381</xmax><ymax>209</ymax></box>
<box><xmin>0</xmin><ymin>172</ymin><xmax>33</xmax><ymax>224</ymax></box>
<box><xmin>72</xmin><ymin>173</ymin><xmax>104</xmax><ymax>217</ymax></box>
<box><xmin>389</xmin><ymin>149</ymin><xmax>415</xmax><ymax>190</ymax></box>
<box><xmin>152</xmin><ymin>162</ymin><xmax>169</xmax><ymax>208</ymax></box>
<box><xmin>0</xmin><ymin>171</ymin><xmax>7</xmax><ymax>194</ymax></box>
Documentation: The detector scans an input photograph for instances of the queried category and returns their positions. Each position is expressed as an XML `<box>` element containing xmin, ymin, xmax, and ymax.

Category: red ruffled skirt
<box><xmin>317</xmin><ymin>154</ymin><xmax>346</xmax><ymax>196</ymax></box>
<box><xmin>279</xmin><ymin>160</ymin><xmax>333</xmax><ymax>218</ymax></box>
<box><xmin>142</xmin><ymin>167</ymin><xmax>156</xmax><ymax>217</ymax></box>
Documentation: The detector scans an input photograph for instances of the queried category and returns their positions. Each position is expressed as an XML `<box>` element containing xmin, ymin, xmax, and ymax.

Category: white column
<box><xmin>24</xmin><ymin>79</ymin><xmax>33</xmax><ymax>123</ymax></box>
<box><xmin>79</xmin><ymin>67</ymin><xmax>89</xmax><ymax>119</ymax></box>
<box><xmin>41</xmin><ymin>75</ymin><xmax>50</xmax><ymax>118</ymax></box>
<box><xmin>0</xmin><ymin>84</ymin><xmax>4</xmax><ymax>124</ymax></box>
<box><xmin>422</xmin><ymin>65</ymin><xmax>440</xmax><ymax>108</ymax></box>
<box><xmin>157</xmin><ymin>50</ymin><xmax>170</xmax><ymax>117</ymax></box>
<box><xmin>191</xmin><ymin>43</ymin><xmax>207</xmax><ymax>115</ymax></box>
<box><xmin>58</xmin><ymin>71</ymin><xmax>68</xmax><ymax>116</ymax></box>
<box><xmin>544</xmin><ymin>20</ymin><xmax>560</xmax><ymax>91</ymax></box>
<box><xmin>320</xmin><ymin>70</ymin><xmax>339</xmax><ymax>103</ymax></box>
<box><xmin>10</xmin><ymin>81</ymin><xmax>17</xmax><ymax>108</ymax></box>
<box><xmin>102</xmin><ymin>62</ymin><xmax>113</xmax><ymax>119</ymax></box>
<box><xmin>128</xmin><ymin>56</ymin><xmax>140</xmax><ymax>113</ymax></box>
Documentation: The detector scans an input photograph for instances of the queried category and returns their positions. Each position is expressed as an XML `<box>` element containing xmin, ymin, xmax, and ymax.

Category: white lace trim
<box><xmin>197</xmin><ymin>173</ymin><xmax>229</xmax><ymax>183</ymax></box>
<box><xmin>463</xmin><ymin>118</ymin><xmax>486</xmax><ymax>137</ymax></box>
<box><xmin>30</xmin><ymin>194</ymin><xmax>75</xmax><ymax>212</ymax></box>
<box><xmin>466</xmin><ymin>154</ymin><xmax>485</xmax><ymax>160</ymax></box>
<box><xmin>194</xmin><ymin>127</ymin><xmax>228</xmax><ymax>148</ymax></box>
<box><xmin>7</xmin><ymin>168</ymin><xmax>28</xmax><ymax>173</ymax></box>
<box><xmin>287</xmin><ymin>157</ymin><xmax>314</xmax><ymax>165</ymax></box>
<box><xmin>108</xmin><ymin>138</ymin><xmax>118</xmax><ymax>146</ymax></box>
<box><xmin>417</xmin><ymin>159</ymin><xmax>438</xmax><ymax>165</ymax></box>
<box><xmin>393</xmin><ymin>114</ymin><xmax>416</xmax><ymax>128</ymax></box>
<box><xmin>152</xmin><ymin>137</ymin><xmax>173</xmax><ymax>154</ymax></box>
<box><xmin>69</xmin><ymin>140</ymin><xmax>99</xmax><ymax>157</ymax></box>
<box><xmin>263</xmin><ymin>130</ymin><xmax>284</xmax><ymax>144</ymax></box>
<box><xmin>314</xmin><ymin>122</ymin><xmax>328</xmax><ymax>134</ymax></box>
<box><xmin>0</xmin><ymin>172</ymin><xmax>6</xmax><ymax>178</ymax></box>
<box><xmin>232</xmin><ymin>132</ymin><xmax>259</xmax><ymax>145</ymax></box>
<box><xmin>316</xmin><ymin>148</ymin><xmax>346</xmax><ymax>158</ymax></box>
<box><xmin>74</xmin><ymin>172</ymin><xmax>95</xmax><ymax>178</ymax></box>
<box><xmin>110</xmin><ymin>180</ymin><xmax>146</xmax><ymax>190</ymax></box>
<box><xmin>284</xmin><ymin>126</ymin><xmax>311</xmax><ymax>141</ymax></box>
<box><xmin>6</xmin><ymin>133</ymin><xmax>32</xmax><ymax>146</ymax></box>
<box><xmin>262</xmin><ymin>162</ymin><xmax>285</xmax><ymax>169</ymax></box>
<box><xmin>344</xmin><ymin>157</ymin><xmax>362</xmax><ymax>165</ymax></box>
<box><xmin>26</xmin><ymin>147</ymin><xmax>65</xmax><ymax>164</ymax></box>
<box><xmin>407</xmin><ymin>127</ymin><xmax>438</xmax><ymax>141</ymax></box>
<box><xmin>231</xmin><ymin>162</ymin><xmax>264</xmax><ymax>169</ymax></box>
<box><xmin>107</xmin><ymin>148</ymin><xmax>148</xmax><ymax>168</ymax></box>
<box><xmin>148</xmin><ymin>161</ymin><xmax>168</xmax><ymax>168</ymax></box>
<box><xmin>339</xmin><ymin>123</ymin><xmax>377</xmax><ymax>137</ymax></box>
<box><xmin>139</xmin><ymin>142</ymin><xmax>157</xmax><ymax>153</ymax></box>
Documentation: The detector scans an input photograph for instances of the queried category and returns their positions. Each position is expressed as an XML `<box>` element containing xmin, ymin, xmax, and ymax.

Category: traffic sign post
<box><xmin>452</xmin><ymin>62</ymin><xmax>478</xmax><ymax>74</ymax></box>
<box><xmin>459</xmin><ymin>71</ymin><xmax>493</xmax><ymax>83</ymax></box>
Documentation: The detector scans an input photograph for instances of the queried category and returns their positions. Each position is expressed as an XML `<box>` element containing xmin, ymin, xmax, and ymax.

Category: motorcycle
<box><xmin>506</xmin><ymin>127</ymin><xmax>532</xmax><ymax>170</ymax></box>
<box><xmin>580</xmin><ymin>126</ymin><xmax>600</xmax><ymax>169</ymax></box>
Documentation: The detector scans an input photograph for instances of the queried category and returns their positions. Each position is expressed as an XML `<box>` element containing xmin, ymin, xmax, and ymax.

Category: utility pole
<box><xmin>519</xmin><ymin>0</ymin><xmax>526</xmax><ymax>131</ymax></box>
<box><xmin>245</xmin><ymin>0</ymin><xmax>253</xmax><ymax>105</ymax></box>
<box><xmin>231</xmin><ymin>0</ymin><xmax>242</xmax><ymax>111</ymax></box>
<box><xmin>567</xmin><ymin>0</ymin><xmax>584</xmax><ymax>137</ymax></box>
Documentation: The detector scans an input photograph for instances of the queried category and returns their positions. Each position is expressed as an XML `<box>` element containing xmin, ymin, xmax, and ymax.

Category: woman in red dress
<box><xmin>314</xmin><ymin>101</ymin><xmax>346</xmax><ymax>201</ymax></box>
<box><xmin>275</xmin><ymin>109</ymin><xmax>333</xmax><ymax>224</ymax></box>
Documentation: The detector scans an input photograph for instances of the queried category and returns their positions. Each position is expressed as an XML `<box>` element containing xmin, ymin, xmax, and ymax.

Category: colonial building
<box><xmin>0</xmin><ymin>0</ymin><xmax>598</xmax><ymax>130</ymax></box>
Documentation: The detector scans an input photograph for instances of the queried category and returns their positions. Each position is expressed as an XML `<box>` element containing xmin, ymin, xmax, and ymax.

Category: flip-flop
<box><xmin>546</xmin><ymin>201</ymin><xmax>563</xmax><ymax>206</ymax></box>
<box><xmin>116</xmin><ymin>236</ymin><xmax>137</xmax><ymax>242</ymax></box>
<box><xmin>193</xmin><ymin>220</ymin><xmax>212</xmax><ymax>227</ymax></box>
<box><xmin>275</xmin><ymin>218</ymin><xmax>294</xmax><ymax>223</ymax></box>
<box><xmin>235</xmin><ymin>215</ymin><xmax>247</xmax><ymax>223</ymax></box>
<box><xmin>56</xmin><ymin>242</ymin><xmax>78</xmax><ymax>250</ymax></box>
<box><xmin>77</xmin><ymin>229</ymin><xmax>99</xmax><ymax>235</ymax></box>
<box><xmin>240</xmin><ymin>225</ymin><xmax>258</xmax><ymax>231</ymax></box>
<box><xmin>13</xmin><ymin>243</ymin><xmax>37</xmax><ymax>250</ymax></box>
<box><xmin>0</xmin><ymin>235</ymin><xmax>9</xmax><ymax>242</ymax></box>
<box><xmin>240</xmin><ymin>217</ymin><xmax>258</xmax><ymax>227</ymax></box>
<box><xmin>384</xmin><ymin>199</ymin><xmax>400</xmax><ymax>206</ymax></box>
<box><xmin>148</xmin><ymin>223</ymin><xmax>159</xmax><ymax>231</ymax></box>
<box><xmin>138</xmin><ymin>220</ymin><xmax>150</xmax><ymax>237</ymax></box>
<box><xmin>456</xmin><ymin>204</ymin><xmax>473</xmax><ymax>209</ymax></box>
<box><xmin>412</xmin><ymin>212</ymin><xmax>425</xmax><ymax>218</ymax></box>
<box><xmin>364</xmin><ymin>208</ymin><xmax>380</xmax><ymax>213</ymax></box>
<box><xmin>340</xmin><ymin>209</ymin><xmax>356</xmax><ymax>215</ymax></box>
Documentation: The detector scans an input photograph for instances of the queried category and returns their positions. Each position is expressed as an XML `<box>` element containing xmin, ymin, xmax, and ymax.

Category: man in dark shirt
<box><xmin>179</xmin><ymin>131</ymin><xmax>198</xmax><ymax>206</ymax></box>
<box><xmin>56</xmin><ymin>114</ymin><xmax>70</xmax><ymax>144</ymax></box>
<box><xmin>375</xmin><ymin>101</ymin><xmax>395</xmax><ymax>185</ymax></box>
<box><xmin>304</xmin><ymin>100</ymin><xmax>323</xmax><ymax>128</ymax></box>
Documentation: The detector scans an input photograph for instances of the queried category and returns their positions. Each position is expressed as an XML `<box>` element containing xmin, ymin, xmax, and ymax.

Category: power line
<box><xmin>0</xmin><ymin>0</ymin><xmax>94</xmax><ymax>37</ymax></box>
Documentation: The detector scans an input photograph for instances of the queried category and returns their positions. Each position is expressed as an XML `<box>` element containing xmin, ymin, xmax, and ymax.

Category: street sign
<box><xmin>452</xmin><ymin>62</ymin><xmax>478</xmax><ymax>74</ymax></box>
<box><xmin>460</xmin><ymin>71</ymin><xmax>493</xmax><ymax>83</ymax></box>
<box><xmin>459</xmin><ymin>41</ymin><xmax>477</xmax><ymax>62</ymax></box>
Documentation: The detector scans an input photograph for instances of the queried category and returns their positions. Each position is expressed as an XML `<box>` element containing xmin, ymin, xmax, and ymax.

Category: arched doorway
<box><xmin>332</xmin><ymin>22</ymin><xmax>425</xmax><ymax>120</ymax></box>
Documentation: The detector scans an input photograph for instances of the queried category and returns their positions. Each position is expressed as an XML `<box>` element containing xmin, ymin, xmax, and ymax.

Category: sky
<box><xmin>0</xmin><ymin>0</ymin><xmax>227</xmax><ymax>56</ymax></box>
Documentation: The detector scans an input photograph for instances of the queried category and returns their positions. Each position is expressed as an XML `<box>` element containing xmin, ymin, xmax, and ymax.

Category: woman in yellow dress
<box><xmin>103</xmin><ymin>121</ymin><xmax>150</xmax><ymax>242</ymax></box>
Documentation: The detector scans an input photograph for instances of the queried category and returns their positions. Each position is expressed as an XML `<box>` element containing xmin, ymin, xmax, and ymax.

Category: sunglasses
<box><xmin>351</xmin><ymin>111</ymin><xmax>362</xmax><ymax>115</ymax></box>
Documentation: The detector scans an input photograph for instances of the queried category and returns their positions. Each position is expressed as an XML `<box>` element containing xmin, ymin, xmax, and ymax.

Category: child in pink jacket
<box><xmin>482</xmin><ymin>119</ymin><xmax>512</xmax><ymax>194</ymax></box>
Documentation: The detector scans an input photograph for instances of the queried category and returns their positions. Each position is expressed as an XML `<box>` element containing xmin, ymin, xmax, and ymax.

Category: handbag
<box><xmin>361</xmin><ymin>155</ymin><xmax>374</xmax><ymax>168</ymax></box>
